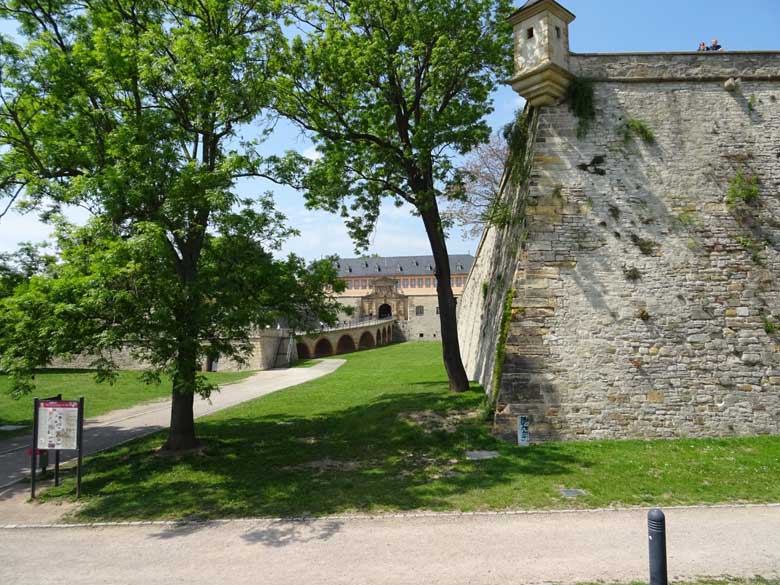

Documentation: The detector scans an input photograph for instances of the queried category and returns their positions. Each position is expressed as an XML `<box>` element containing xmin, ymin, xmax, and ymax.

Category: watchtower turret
<box><xmin>508</xmin><ymin>0</ymin><xmax>576</xmax><ymax>107</ymax></box>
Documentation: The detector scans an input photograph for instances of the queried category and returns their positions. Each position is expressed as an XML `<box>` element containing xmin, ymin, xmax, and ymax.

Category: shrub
<box><xmin>620</xmin><ymin>118</ymin><xmax>655</xmax><ymax>144</ymax></box>
<box><xmin>726</xmin><ymin>170</ymin><xmax>760</xmax><ymax>207</ymax></box>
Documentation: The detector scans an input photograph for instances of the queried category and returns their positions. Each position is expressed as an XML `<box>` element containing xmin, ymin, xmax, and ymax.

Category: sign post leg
<box><xmin>54</xmin><ymin>450</ymin><xmax>60</xmax><ymax>487</ymax></box>
<box><xmin>31</xmin><ymin>398</ymin><xmax>39</xmax><ymax>500</ymax></box>
<box><xmin>76</xmin><ymin>397</ymin><xmax>85</xmax><ymax>499</ymax></box>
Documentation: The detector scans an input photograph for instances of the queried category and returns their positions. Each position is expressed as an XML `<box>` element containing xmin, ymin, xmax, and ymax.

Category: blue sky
<box><xmin>0</xmin><ymin>0</ymin><xmax>778</xmax><ymax>259</ymax></box>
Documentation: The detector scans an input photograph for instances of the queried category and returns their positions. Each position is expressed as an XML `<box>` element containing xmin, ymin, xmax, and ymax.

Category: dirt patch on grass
<box><xmin>285</xmin><ymin>458</ymin><xmax>364</xmax><ymax>472</ymax></box>
<box><xmin>399</xmin><ymin>409</ymin><xmax>481</xmax><ymax>433</ymax></box>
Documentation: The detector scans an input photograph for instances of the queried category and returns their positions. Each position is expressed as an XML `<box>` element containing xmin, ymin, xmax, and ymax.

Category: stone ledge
<box><xmin>570</xmin><ymin>52</ymin><xmax>780</xmax><ymax>81</ymax></box>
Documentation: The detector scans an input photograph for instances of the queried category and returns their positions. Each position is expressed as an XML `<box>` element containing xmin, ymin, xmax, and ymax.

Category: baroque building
<box><xmin>333</xmin><ymin>255</ymin><xmax>473</xmax><ymax>341</ymax></box>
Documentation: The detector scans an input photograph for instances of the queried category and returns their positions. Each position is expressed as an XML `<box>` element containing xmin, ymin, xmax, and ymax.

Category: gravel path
<box><xmin>1</xmin><ymin>505</ymin><xmax>778</xmax><ymax>584</ymax></box>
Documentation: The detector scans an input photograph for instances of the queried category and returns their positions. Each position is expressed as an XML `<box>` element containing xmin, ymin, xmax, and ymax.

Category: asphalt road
<box><xmin>1</xmin><ymin>505</ymin><xmax>779</xmax><ymax>584</ymax></box>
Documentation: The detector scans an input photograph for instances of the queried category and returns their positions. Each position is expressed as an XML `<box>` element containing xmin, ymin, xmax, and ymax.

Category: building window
<box><xmin>361</xmin><ymin>279</ymin><xmax>367</xmax><ymax>289</ymax></box>
<box><xmin>555</xmin><ymin>26</ymin><xmax>561</xmax><ymax>39</ymax></box>
<box><xmin>395</xmin><ymin>280</ymin><xmax>400</xmax><ymax>289</ymax></box>
<box><xmin>425</xmin><ymin>278</ymin><xmax>431</xmax><ymax>288</ymax></box>
<box><xmin>410</xmin><ymin>279</ymin><xmax>416</xmax><ymax>288</ymax></box>
<box><xmin>403</xmin><ymin>278</ymin><xmax>409</xmax><ymax>288</ymax></box>
<box><xmin>436</xmin><ymin>306</ymin><xmax>440</xmax><ymax>315</ymax></box>
<box><xmin>455</xmin><ymin>277</ymin><xmax>463</xmax><ymax>287</ymax></box>
<box><xmin>526</xmin><ymin>27</ymin><xmax>534</xmax><ymax>39</ymax></box>
<box><xmin>419</xmin><ymin>333</ymin><xmax>424</xmax><ymax>338</ymax></box>
<box><xmin>417</xmin><ymin>278</ymin><xmax>423</xmax><ymax>288</ymax></box>
<box><xmin>416</xmin><ymin>306</ymin><xmax>424</xmax><ymax>316</ymax></box>
<box><xmin>345</xmin><ymin>280</ymin><xmax>351</xmax><ymax>290</ymax></box>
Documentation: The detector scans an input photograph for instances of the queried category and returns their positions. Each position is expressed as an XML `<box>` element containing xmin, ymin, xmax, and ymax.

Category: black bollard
<box><xmin>648</xmin><ymin>508</ymin><xmax>668</xmax><ymax>585</ymax></box>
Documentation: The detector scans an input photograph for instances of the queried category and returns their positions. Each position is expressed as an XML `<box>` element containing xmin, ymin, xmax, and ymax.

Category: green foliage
<box><xmin>623</xmin><ymin>266</ymin><xmax>642</xmax><ymax>281</ymax></box>
<box><xmin>620</xmin><ymin>118</ymin><xmax>656</xmax><ymax>144</ymax></box>
<box><xmin>630</xmin><ymin>234</ymin><xmax>657</xmax><ymax>255</ymax></box>
<box><xmin>502</xmin><ymin>109</ymin><xmax>531</xmax><ymax>191</ymax></box>
<box><xmin>0</xmin><ymin>243</ymin><xmax>55</xmax><ymax>299</ymax></box>
<box><xmin>482</xmin><ymin>281</ymin><xmax>490</xmax><ymax>300</ymax></box>
<box><xmin>765</xmin><ymin>318</ymin><xmax>779</xmax><ymax>335</ymax></box>
<box><xmin>637</xmin><ymin>308</ymin><xmax>651</xmax><ymax>321</ymax></box>
<box><xmin>275</xmin><ymin>0</ymin><xmax>514</xmax><ymax>250</ymax></box>
<box><xmin>0</xmin><ymin>0</ymin><xmax>345</xmax><ymax>448</ymax></box>
<box><xmin>735</xmin><ymin>236</ymin><xmax>765</xmax><ymax>265</ymax></box>
<box><xmin>677</xmin><ymin>211</ymin><xmax>698</xmax><ymax>227</ymax></box>
<box><xmin>491</xmin><ymin>288</ymin><xmax>516</xmax><ymax>404</ymax></box>
<box><xmin>726</xmin><ymin>170</ymin><xmax>761</xmax><ymax>207</ymax></box>
<box><xmin>566</xmin><ymin>77</ymin><xmax>596</xmax><ymax>139</ymax></box>
<box><xmin>748</xmin><ymin>94</ymin><xmax>758</xmax><ymax>112</ymax></box>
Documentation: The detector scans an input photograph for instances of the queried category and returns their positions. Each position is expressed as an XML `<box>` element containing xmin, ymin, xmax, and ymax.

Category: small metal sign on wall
<box><xmin>518</xmin><ymin>415</ymin><xmax>531</xmax><ymax>447</ymax></box>
<box><xmin>31</xmin><ymin>396</ymin><xmax>85</xmax><ymax>499</ymax></box>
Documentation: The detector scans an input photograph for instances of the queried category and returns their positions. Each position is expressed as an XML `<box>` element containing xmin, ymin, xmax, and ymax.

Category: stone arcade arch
<box><xmin>378</xmin><ymin>303</ymin><xmax>392</xmax><ymax>319</ymax></box>
<box><xmin>358</xmin><ymin>331</ymin><xmax>376</xmax><ymax>350</ymax></box>
<box><xmin>377</xmin><ymin>329</ymin><xmax>382</xmax><ymax>345</ymax></box>
<box><xmin>296</xmin><ymin>342</ymin><xmax>311</xmax><ymax>359</ymax></box>
<box><xmin>314</xmin><ymin>338</ymin><xmax>334</xmax><ymax>357</ymax></box>
<box><xmin>336</xmin><ymin>335</ymin><xmax>357</xmax><ymax>354</ymax></box>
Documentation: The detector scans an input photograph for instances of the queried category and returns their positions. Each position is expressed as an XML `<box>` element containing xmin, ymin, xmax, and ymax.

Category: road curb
<box><xmin>3</xmin><ymin>501</ymin><xmax>780</xmax><ymax>530</ymax></box>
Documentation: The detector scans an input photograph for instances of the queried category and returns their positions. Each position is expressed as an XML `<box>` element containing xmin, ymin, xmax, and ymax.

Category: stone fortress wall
<box><xmin>51</xmin><ymin>328</ymin><xmax>294</xmax><ymax>373</ymax></box>
<box><xmin>458</xmin><ymin>2</ymin><xmax>780</xmax><ymax>442</ymax></box>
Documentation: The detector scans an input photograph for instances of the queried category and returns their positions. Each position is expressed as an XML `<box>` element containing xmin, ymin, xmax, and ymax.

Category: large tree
<box><xmin>0</xmin><ymin>0</ymin><xmax>343</xmax><ymax>450</ymax></box>
<box><xmin>275</xmin><ymin>0</ymin><xmax>513</xmax><ymax>392</ymax></box>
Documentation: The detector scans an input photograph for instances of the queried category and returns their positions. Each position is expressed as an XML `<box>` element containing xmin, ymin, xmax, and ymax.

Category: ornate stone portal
<box><xmin>360</xmin><ymin>277</ymin><xmax>408</xmax><ymax>320</ymax></box>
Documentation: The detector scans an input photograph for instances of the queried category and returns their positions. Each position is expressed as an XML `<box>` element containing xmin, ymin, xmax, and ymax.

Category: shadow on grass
<box><xmin>53</xmin><ymin>389</ymin><xmax>585</xmax><ymax>526</ymax></box>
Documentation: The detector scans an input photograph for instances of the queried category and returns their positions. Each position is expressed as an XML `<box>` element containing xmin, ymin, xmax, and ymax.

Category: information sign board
<box><xmin>37</xmin><ymin>400</ymin><xmax>80</xmax><ymax>450</ymax></box>
<box><xmin>31</xmin><ymin>396</ymin><xmax>84</xmax><ymax>500</ymax></box>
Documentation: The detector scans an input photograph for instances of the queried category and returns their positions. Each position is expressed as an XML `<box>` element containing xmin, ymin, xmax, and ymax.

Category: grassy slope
<box><xmin>0</xmin><ymin>370</ymin><xmax>252</xmax><ymax>439</ymax></box>
<box><xmin>43</xmin><ymin>342</ymin><xmax>780</xmax><ymax>521</ymax></box>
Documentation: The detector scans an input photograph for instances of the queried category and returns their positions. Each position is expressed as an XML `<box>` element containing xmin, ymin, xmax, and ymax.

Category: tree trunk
<box><xmin>162</xmin><ymin>342</ymin><xmax>200</xmax><ymax>451</ymax></box>
<box><xmin>420</xmin><ymin>204</ymin><xmax>470</xmax><ymax>393</ymax></box>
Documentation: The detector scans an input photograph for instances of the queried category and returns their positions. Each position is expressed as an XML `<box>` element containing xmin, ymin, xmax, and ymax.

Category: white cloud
<box><xmin>302</xmin><ymin>146</ymin><xmax>323</xmax><ymax>161</ymax></box>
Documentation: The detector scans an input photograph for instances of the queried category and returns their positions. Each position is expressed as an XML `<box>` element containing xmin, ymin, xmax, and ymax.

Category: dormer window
<box><xmin>526</xmin><ymin>27</ymin><xmax>534</xmax><ymax>39</ymax></box>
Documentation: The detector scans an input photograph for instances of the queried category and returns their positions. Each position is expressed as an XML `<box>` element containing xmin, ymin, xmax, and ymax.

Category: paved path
<box><xmin>0</xmin><ymin>360</ymin><xmax>345</xmax><ymax>490</ymax></box>
<box><xmin>1</xmin><ymin>505</ymin><xmax>778</xmax><ymax>584</ymax></box>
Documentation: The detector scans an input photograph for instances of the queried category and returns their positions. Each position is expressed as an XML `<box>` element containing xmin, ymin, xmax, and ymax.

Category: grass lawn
<box><xmin>0</xmin><ymin>370</ymin><xmax>252</xmax><ymax>440</ymax></box>
<box><xmin>42</xmin><ymin>342</ymin><xmax>780</xmax><ymax>521</ymax></box>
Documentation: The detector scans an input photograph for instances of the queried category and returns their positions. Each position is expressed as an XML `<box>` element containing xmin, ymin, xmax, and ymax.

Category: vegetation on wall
<box><xmin>620</xmin><ymin>118</ymin><xmax>656</xmax><ymax>144</ymax></box>
<box><xmin>630</xmin><ymin>234</ymin><xmax>657</xmax><ymax>256</ymax></box>
<box><xmin>482</xmin><ymin>109</ymin><xmax>532</xmax><ymax>230</ymax></box>
<box><xmin>623</xmin><ymin>266</ymin><xmax>642</xmax><ymax>281</ymax></box>
<box><xmin>765</xmin><ymin>317</ymin><xmax>779</xmax><ymax>335</ymax></box>
<box><xmin>490</xmin><ymin>288</ymin><xmax>517</xmax><ymax>407</ymax></box>
<box><xmin>726</xmin><ymin>169</ymin><xmax>761</xmax><ymax>207</ymax></box>
<box><xmin>566</xmin><ymin>77</ymin><xmax>595</xmax><ymax>139</ymax></box>
<box><xmin>735</xmin><ymin>236</ymin><xmax>765</xmax><ymax>265</ymax></box>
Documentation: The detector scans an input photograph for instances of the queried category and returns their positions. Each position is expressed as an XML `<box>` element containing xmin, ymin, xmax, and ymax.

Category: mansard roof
<box><xmin>335</xmin><ymin>255</ymin><xmax>473</xmax><ymax>278</ymax></box>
